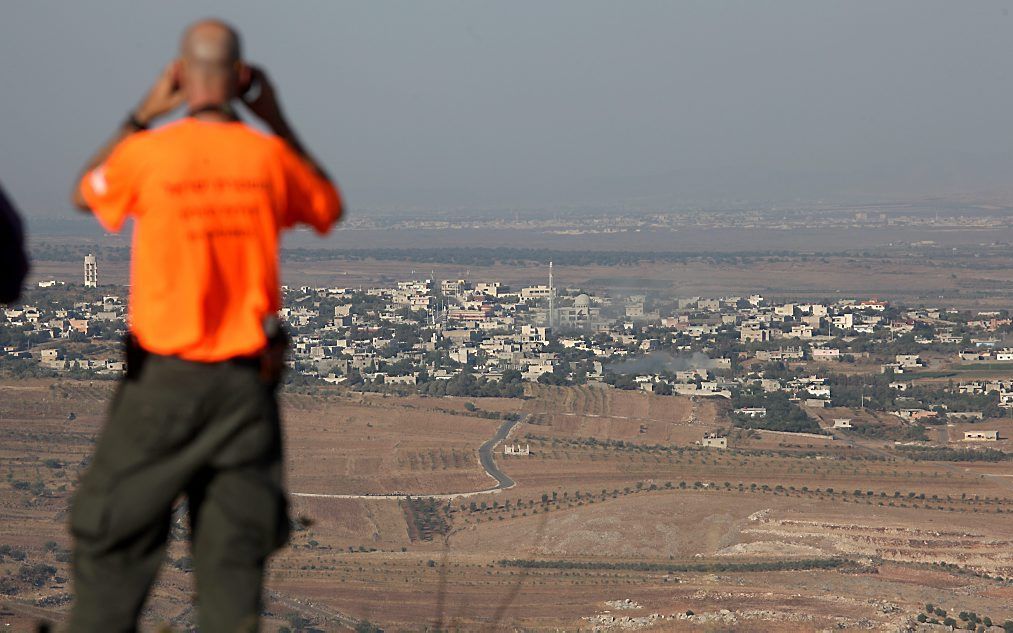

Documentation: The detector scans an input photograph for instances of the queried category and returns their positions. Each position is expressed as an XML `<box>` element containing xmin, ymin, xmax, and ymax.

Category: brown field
<box><xmin>3</xmin><ymin>379</ymin><xmax>1013</xmax><ymax>631</ymax></box>
<box><xmin>518</xmin><ymin>384</ymin><xmax>724</xmax><ymax>445</ymax></box>
<box><xmin>283</xmin><ymin>393</ymin><xmax>509</xmax><ymax>496</ymax></box>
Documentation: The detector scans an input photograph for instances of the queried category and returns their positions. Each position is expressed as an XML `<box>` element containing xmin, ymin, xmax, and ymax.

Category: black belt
<box><xmin>226</xmin><ymin>355</ymin><xmax>262</xmax><ymax>370</ymax></box>
<box><xmin>125</xmin><ymin>333</ymin><xmax>264</xmax><ymax>377</ymax></box>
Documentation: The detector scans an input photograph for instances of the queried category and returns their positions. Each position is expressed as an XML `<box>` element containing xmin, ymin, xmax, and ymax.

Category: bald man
<box><xmin>69</xmin><ymin>20</ymin><xmax>342</xmax><ymax>632</ymax></box>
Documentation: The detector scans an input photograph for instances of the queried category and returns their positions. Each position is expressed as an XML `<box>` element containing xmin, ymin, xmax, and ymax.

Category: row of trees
<box><xmin>497</xmin><ymin>557</ymin><xmax>849</xmax><ymax>574</ymax></box>
<box><xmin>28</xmin><ymin>243</ymin><xmax>129</xmax><ymax>263</ymax></box>
<box><xmin>280</xmin><ymin>246</ymin><xmax>810</xmax><ymax>267</ymax></box>
<box><xmin>402</xmin><ymin>497</ymin><xmax>450</xmax><ymax>541</ymax></box>
<box><xmin>346</xmin><ymin>368</ymin><xmax>526</xmax><ymax>398</ymax></box>
<box><xmin>920</xmin><ymin>603</ymin><xmax>1013</xmax><ymax>632</ymax></box>
<box><xmin>843</xmin><ymin>421</ymin><xmax>928</xmax><ymax>442</ymax></box>
<box><xmin>417</xmin><ymin>370</ymin><xmax>524</xmax><ymax>398</ymax></box>
<box><xmin>897</xmin><ymin>446</ymin><xmax>1010</xmax><ymax>462</ymax></box>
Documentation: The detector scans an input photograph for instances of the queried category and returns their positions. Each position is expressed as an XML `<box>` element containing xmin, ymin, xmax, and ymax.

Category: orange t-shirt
<box><xmin>79</xmin><ymin>118</ymin><xmax>342</xmax><ymax>361</ymax></box>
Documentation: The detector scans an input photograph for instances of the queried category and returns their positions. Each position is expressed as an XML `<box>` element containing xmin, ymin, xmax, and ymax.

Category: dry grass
<box><xmin>3</xmin><ymin>379</ymin><xmax>1013</xmax><ymax>631</ymax></box>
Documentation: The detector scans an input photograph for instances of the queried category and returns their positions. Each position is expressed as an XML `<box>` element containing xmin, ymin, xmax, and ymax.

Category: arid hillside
<box><xmin>2</xmin><ymin>380</ymin><xmax>1012</xmax><ymax>631</ymax></box>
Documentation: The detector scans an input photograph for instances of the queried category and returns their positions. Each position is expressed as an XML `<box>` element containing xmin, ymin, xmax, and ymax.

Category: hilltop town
<box><xmin>6</xmin><ymin>255</ymin><xmax>1013</xmax><ymax>446</ymax></box>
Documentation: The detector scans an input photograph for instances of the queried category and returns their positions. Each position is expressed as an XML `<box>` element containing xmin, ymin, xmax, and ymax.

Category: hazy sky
<box><xmin>5</xmin><ymin>1</ymin><xmax>1013</xmax><ymax>219</ymax></box>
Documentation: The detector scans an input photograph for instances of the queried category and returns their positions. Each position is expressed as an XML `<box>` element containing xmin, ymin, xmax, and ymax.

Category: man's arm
<box><xmin>242</xmin><ymin>66</ymin><xmax>333</xmax><ymax>182</ymax></box>
<box><xmin>71</xmin><ymin>124</ymin><xmax>136</xmax><ymax>211</ymax></box>
<box><xmin>71</xmin><ymin>64</ymin><xmax>183</xmax><ymax>211</ymax></box>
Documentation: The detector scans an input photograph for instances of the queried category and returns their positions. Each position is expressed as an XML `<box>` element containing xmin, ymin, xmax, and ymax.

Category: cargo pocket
<box><xmin>204</xmin><ymin>460</ymin><xmax>290</xmax><ymax>559</ymax></box>
<box><xmin>110</xmin><ymin>384</ymin><xmax>199</xmax><ymax>457</ymax></box>
<box><xmin>70</xmin><ymin>482</ymin><xmax>109</xmax><ymax>543</ymax></box>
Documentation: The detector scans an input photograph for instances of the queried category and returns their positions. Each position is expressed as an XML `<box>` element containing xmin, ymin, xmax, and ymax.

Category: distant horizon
<box><xmin>26</xmin><ymin>190</ymin><xmax>1013</xmax><ymax>233</ymax></box>
<box><xmin>7</xmin><ymin>2</ymin><xmax>1013</xmax><ymax>219</ymax></box>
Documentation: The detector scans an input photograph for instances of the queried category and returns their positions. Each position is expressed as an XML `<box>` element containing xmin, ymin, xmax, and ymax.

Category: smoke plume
<box><xmin>605</xmin><ymin>351</ymin><xmax>716</xmax><ymax>375</ymax></box>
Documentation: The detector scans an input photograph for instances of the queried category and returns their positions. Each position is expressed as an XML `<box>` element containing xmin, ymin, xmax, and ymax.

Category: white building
<box><xmin>440</xmin><ymin>279</ymin><xmax>468</xmax><ymax>296</ymax></box>
<box><xmin>964</xmin><ymin>430</ymin><xmax>999</xmax><ymax>441</ymax></box>
<box><xmin>520</xmin><ymin>285</ymin><xmax>552</xmax><ymax>300</ymax></box>
<box><xmin>789</xmin><ymin>324</ymin><xmax>813</xmax><ymax>339</ymax></box>
<box><xmin>895</xmin><ymin>354</ymin><xmax>924</xmax><ymax>368</ymax></box>
<box><xmin>475</xmin><ymin>282</ymin><xmax>502</xmax><ymax>297</ymax></box>
<box><xmin>701</xmin><ymin>434</ymin><xmax>727</xmax><ymax>449</ymax></box>
<box><xmin>831</xmin><ymin>313</ymin><xmax>854</xmax><ymax>330</ymax></box>
<box><xmin>84</xmin><ymin>253</ymin><xmax>98</xmax><ymax>288</ymax></box>
<box><xmin>739</xmin><ymin>325</ymin><xmax>769</xmax><ymax>343</ymax></box>
<box><xmin>811</xmin><ymin>347</ymin><xmax>840</xmax><ymax>361</ymax></box>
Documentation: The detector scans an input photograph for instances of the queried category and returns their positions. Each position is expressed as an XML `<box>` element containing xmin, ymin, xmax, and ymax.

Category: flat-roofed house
<box><xmin>964</xmin><ymin>430</ymin><xmax>999</xmax><ymax>441</ymax></box>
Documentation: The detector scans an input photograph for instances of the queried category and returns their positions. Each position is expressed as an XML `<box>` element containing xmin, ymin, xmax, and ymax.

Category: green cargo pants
<box><xmin>69</xmin><ymin>353</ymin><xmax>290</xmax><ymax>633</ymax></box>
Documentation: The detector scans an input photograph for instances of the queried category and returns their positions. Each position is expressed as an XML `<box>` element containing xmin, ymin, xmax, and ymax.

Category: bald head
<box><xmin>181</xmin><ymin>19</ymin><xmax>241</xmax><ymax>65</ymax></box>
<box><xmin>177</xmin><ymin>19</ymin><xmax>245</xmax><ymax>112</ymax></box>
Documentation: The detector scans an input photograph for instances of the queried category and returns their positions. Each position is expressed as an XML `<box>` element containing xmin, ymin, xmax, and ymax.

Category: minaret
<box><xmin>548</xmin><ymin>261</ymin><xmax>554</xmax><ymax>328</ymax></box>
<box><xmin>430</xmin><ymin>269</ymin><xmax>436</xmax><ymax>326</ymax></box>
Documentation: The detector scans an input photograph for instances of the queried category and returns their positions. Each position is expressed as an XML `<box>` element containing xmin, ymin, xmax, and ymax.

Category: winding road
<box><xmin>291</xmin><ymin>415</ymin><xmax>524</xmax><ymax>500</ymax></box>
<box><xmin>477</xmin><ymin>415</ymin><xmax>521</xmax><ymax>489</ymax></box>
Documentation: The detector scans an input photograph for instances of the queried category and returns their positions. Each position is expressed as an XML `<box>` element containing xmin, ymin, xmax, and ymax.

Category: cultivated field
<box><xmin>2</xmin><ymin>380</ymin><xmax>1013</xmax><ymax>631</ymax></box>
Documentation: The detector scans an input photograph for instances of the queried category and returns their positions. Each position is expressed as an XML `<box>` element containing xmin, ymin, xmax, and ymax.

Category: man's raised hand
<box><xmin>241</xmin><ymin>65</ymin><xmax>285</xmax><ymax>129</ymax></box>
<box><xmin>135</xmin><ymin>63</ymin><xmax>185</xmax><ymax>126</ymax></box>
